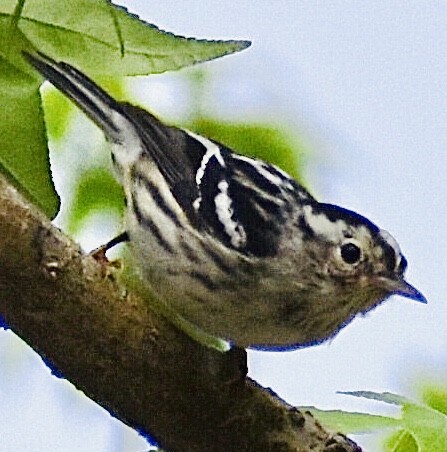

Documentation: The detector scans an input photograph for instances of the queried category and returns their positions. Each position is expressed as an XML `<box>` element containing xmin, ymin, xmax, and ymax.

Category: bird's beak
<box><xmin>372</xmin><ymin>276</ymin><xmax>427</xmax><ymax>304</ymax></box>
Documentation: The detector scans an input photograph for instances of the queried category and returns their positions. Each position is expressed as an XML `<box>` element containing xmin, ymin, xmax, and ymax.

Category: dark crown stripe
<box><xmin>312</xmin><ymin>203</ymin><xmax>380</xmax><ymax>233</ymax></box>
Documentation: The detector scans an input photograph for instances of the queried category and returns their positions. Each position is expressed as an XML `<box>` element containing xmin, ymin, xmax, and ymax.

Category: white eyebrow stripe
<box><xmin>303</xmin><ymin>205</ymin><xmax>346</xmax><ymax>240</ymax></box>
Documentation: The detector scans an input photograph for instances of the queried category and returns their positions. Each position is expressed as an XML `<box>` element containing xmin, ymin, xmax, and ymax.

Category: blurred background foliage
<box><xmin>308</xmin><ymin>384</ymin><xmax>446</xmax><ymax>452</ymax></box>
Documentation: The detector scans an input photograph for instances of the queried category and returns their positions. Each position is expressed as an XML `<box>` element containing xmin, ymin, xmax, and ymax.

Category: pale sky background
<box><xmin>0</xmin><ymin>1</ymin><xmax>445</xmax><ymax>451</ymax></box>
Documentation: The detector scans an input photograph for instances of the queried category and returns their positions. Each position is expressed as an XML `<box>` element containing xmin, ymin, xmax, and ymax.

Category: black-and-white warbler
<box><xmin>25</xmin><ymin>51</ymin><xmax>426</xmax><ymax>349</ymax></box>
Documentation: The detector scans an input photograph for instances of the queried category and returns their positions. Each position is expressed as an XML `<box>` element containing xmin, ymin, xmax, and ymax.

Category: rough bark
<box><xmin>0</xmin><ymin>173</ymin><xmax>360</xmax><ymax>452</ymax></box>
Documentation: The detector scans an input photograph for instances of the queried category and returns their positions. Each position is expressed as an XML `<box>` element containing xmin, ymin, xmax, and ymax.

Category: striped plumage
<box><xmin>25</xmin><ymin>52</ymin><xmax>426</xmax><ymax>349</ymax></box>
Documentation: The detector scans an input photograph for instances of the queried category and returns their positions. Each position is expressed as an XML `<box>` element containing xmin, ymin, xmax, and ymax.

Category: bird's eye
<box><xmin>340</xmin><ymin>242</ymin><xmax>361</xmax><ymax>264</ymax></box>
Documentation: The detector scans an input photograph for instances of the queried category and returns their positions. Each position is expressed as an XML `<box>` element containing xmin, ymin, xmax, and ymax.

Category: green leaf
<box><xmin>0</xmin><ymin>54</ymin><xmax>59</xmax><ymax>217</ymax></box>
<box><xmin>40</xmin><ymin>87</ymin><xmax>75</xmax><ymax>142</ymax></box>
<box><xmin>189</xmin><ymin>118</ymin><xmax>307</xmax><ymax>183</ymax></box>
<box><xmin>338</xmin><ymin>390</ymin><xmax>410</xmax><ymax>406</ymax></box>
<box><xmin>421</xmin><ymin>384</ymin><xmax>447</xmax><ymax>415</ymax></box>
<box><xmin>66</xmin><ymin>167</ymin><xmax>124</xmax><ymax>235</ymax></box>
<box><xmin>0</xmin><ymin>0</ymin><xmax>251</xmax><ymax>76</ymax></box>
<box><xmin>304</xmin><ymin>407</ymin><xmax>401</xmax><ymax>434</ymax></box>
<box><xmin>0</xmin><ymin>0</ymin><xmax>250</xmax><ymax>218</ymax></box>
<box><xmin>385</xmin><ymin>429</ymin><xmax>418</xmax><ymax>452</ymax></box>
<box><xmin>339</xmin><ymin>390</ymin><xmax>447</xmax><ymax>452</ymax></box>
<box><xmin>401</xmin><ymin>402</ymin><xmax>447</xmax><ymax>452</ymax></box>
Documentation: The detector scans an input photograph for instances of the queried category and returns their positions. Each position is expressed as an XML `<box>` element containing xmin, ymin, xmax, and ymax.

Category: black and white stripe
<box><xmin>132</xmin><ymin>168</ymin><xmax>183</xmax><ymax>228</ymax></box>
<box><xmin>130</xmin><ymin>192</ymin><xmax>175</xmax><ymax>254</ymax></box>
<box><xmin>182</xmin><ymin>132</ymin><xmax>308</xmax><ymax>257</ymax></box>
<box><xmin>24</xmin><ymin>52</ymin><xmax>314</xmax><ymax>259</ymax></box>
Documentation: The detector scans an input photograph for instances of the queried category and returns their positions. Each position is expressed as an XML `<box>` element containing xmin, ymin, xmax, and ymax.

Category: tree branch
<box><xmin>0</xmin><ymin>173</ymin><xmax>360</xmax><ymax>452</ymax></box>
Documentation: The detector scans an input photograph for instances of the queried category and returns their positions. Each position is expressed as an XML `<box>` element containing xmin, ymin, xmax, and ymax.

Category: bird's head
<box><xmin>300</xmin><ymin>203</ymin><xmax>426</xmax><ymax>310</ymax></box>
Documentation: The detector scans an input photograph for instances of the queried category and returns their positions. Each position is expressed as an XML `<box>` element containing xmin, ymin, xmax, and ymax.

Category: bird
<box><xmin>24</xmin><ymin>51</ymin><xmax>426</xmax><ymax>350</ymax></box>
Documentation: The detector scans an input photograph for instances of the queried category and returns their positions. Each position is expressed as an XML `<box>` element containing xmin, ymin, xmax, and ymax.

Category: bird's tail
<box><xmin>23</xmin><ymin>51</ymin><xmax>125</xmax><ymax>142</ymax></box>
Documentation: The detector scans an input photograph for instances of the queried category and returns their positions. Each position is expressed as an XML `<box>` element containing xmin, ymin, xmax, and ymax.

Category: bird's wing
<box><xmin>24</xmin><ymin>51</ymin><xmax>315</xmax><ymax>257</ymax></box>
